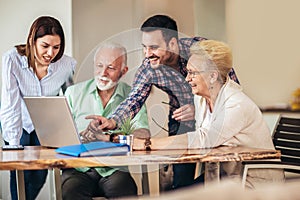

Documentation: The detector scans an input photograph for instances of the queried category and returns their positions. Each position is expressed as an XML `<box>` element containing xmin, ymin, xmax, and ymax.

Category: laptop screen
<box><xmin>24</xmin><ymin>96</ymin><xmax>81</xmax><ymax>148</ymax></box>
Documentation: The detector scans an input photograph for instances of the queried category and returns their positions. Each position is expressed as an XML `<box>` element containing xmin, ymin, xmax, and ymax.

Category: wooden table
<box><xmin>0</xmin><ymin>146</ymin><xmax>280</xmax><ymax>199</ymax></box>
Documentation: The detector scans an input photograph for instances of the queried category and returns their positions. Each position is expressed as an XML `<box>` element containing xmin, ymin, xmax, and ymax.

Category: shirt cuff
<box><xmin>187</xmin><ymin>132</ymin><xmax>200</xmax><ymax>149</ymax></box>
<box><xmin>110</xmin><ymin>116</ymin><xmax>120</xmax><ymax>128</ymax></box>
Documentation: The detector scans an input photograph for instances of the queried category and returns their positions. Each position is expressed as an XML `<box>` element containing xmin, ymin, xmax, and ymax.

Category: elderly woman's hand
<box><xmin>133</xmin><ymin>137</ymin><xmax>148</xmax><ymax>150</ymax></box>
<box><xmin>172</xmin><ymin>104</ymin><xmax>195</xmax><ymax>121</ymax></box>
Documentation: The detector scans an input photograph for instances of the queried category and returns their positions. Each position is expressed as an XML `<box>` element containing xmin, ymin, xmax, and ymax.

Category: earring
<box><xmin>209</xmin><ymin>79</ymin><xmax>214</xmax><ymax>90</ymax></box>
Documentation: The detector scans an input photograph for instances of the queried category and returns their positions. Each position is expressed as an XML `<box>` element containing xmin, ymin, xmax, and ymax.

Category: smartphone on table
<box><xmin>1</xmin><ymin>145</ymin><xmax>24</xmax><ymax>150</ymax></box>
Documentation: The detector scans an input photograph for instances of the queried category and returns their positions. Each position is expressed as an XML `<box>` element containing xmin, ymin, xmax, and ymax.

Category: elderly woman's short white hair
<box><xmin>190</xmin><ymin>40</ymin><xmax>233</xmax><ymax>83</ymax></box>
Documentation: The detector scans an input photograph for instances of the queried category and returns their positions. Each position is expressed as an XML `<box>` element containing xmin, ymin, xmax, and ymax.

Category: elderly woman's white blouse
<box><xmin>187</xmin><ymin>79</ymin><xmax>284</xmax><ymax>188</ymax></box>
<box><xmin>187</xmin><ymin>79</ymin><xmax>274</xmax><ymax>149</ymax></box>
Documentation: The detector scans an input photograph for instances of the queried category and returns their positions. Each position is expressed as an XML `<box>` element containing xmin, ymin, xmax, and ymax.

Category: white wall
<box><xmin>226</xmin><ymin>0</ymin><xmax>300</xmax><ymax>107</ymax></box>
<box><xmin>194</xmin><ymin>0</ymin><xmax>226</xmax><ymax>41</ymax></box>
<box><xmin>193</xmin><ymin>0</ymin><xmax>300</xmax><ymax>108</ymax></box>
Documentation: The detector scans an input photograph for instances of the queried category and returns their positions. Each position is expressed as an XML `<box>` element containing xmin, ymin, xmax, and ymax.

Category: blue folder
<box><xmin>55</xmin><ymin>141</ymin><xmax>129</xmax><ymax>157</ymax></box>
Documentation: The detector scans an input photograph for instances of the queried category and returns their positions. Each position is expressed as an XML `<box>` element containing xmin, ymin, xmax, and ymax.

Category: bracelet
<box><xmin>144</xmin><ymin>138</ymin><xmax>151</xmax><ymax>151</ymax></box>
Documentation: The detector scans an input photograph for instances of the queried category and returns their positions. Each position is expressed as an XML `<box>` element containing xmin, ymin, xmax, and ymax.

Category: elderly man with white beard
<box><xmin>61</xmin><ymin>42</ymin><xmax>150</xmax><ymax>199</ymax></box>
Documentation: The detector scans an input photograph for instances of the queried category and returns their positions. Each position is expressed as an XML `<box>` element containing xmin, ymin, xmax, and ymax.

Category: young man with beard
<box><xmin>86</xmin><ymin>15</ymin><xmax>239</xmax><ymax>189</ymax></box>
<box><xmin>61</xmin><ymin>42</ymin><xmax>150</xmax><ymax>199</ymax></box>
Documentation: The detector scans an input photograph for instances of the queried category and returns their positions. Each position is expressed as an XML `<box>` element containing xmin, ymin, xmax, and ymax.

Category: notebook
<box><xmin>55</xmin><ymin>141</ymin><xmax>129</xmax><ymax>157</ymax></box>
<box><xmin>23</xmin><ymin>96</ymin><xmax>82</xmax><ymax>148</ymax></box>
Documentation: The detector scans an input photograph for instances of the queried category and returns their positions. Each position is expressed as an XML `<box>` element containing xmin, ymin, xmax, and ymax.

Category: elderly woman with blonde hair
<box><xmin>133</xmin><ymin>40</ymin><xmax>284</xmax><ymax>188</ymax></box>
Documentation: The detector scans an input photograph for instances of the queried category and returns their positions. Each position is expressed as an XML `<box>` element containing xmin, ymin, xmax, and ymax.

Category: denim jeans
<box><xmin>5</xmin><ymin>130</ymin><xmax>48</xmax><ymax>200</ymax></box>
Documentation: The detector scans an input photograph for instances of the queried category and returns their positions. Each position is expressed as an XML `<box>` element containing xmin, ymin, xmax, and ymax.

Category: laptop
<box><xmin>23</xmin><ymin>96</ymin><xmax>82</xmax><ymax>148</ymax></box>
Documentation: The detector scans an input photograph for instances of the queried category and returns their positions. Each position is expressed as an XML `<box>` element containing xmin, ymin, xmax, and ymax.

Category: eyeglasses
<box><xmin>187</xmin><ymin>70</ymin><xmax>205</xmax><ymax>77</ymax></box>
<box><xmin>161</xmin><ymin>101</ymin><xmax>179</xmax><ymax>109</ymax></box>
<box><xmin>151</xmin><ymin>117</ymin><xmax>168</xmax><ymax>132</ymax></box>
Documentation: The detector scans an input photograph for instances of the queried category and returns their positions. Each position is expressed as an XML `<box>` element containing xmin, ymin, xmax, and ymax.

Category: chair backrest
<box><xmin>272</xmin><ymin>116</ymin><xmax>300</xmax><ymax>165</ymax></box>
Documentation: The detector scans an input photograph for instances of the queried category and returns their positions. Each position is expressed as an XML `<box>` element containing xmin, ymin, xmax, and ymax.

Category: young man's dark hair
<box><xmin>141</xmin><ymin>14</ymin><xmax>179</xmax><ymax>43</ymax></box>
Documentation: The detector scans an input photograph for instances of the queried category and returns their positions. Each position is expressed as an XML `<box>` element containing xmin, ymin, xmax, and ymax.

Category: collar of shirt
<box><xmin>20</xmin><ymin>55</ymin><xmax>55</xmax><ymax>76</ymax></box>
<box><xmin>20</xmin><ymin>55</ymin><xmax>28</xmax><ymax>69</ymax></box>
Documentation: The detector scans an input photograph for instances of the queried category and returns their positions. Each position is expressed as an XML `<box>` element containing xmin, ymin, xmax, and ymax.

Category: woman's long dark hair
<box><xmin>15</xmin><ymin>16</ymin><xmax>65</xmax><ymax>72</ymax></box>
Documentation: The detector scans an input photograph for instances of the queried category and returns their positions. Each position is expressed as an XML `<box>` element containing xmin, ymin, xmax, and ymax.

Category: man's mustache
<box><xmin>147</xmin><ymin>55</ymin><xmax>160</xmax><ymax>59</ymax></box>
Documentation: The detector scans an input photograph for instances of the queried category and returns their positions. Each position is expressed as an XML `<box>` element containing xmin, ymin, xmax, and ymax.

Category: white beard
<box><xmin>95</xmin><ymin>75</ymin><xmax>117</xmax><ymax>91</ymax></box>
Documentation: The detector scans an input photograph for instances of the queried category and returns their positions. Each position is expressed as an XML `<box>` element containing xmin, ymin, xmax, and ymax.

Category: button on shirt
<box><xmin>0</xmin><ymin>48</ymin><xmax>76</xmax><ymax>145</ymax></box>
<box><xmin>64</xmin><ymin>79</ymin><xmax>149</xmax><ymax>177</ymax></box>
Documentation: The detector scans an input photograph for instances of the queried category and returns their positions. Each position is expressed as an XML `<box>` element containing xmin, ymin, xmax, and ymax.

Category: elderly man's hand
<box><xmin>172</xmin><ymin>104</ymin><xmax>195</xmax><ymax>121</ymax></box>
<box><xmin>79</xmin><ymin>129</ymin><xmax>97</xmax><ymax>143</ymax></box>
<box><xmin>80</xmin><ymin>128</ymin><xmax>109</xmax><ymax>143</ymax></box>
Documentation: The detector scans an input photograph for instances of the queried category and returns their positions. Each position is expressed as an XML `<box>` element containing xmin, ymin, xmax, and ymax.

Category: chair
<box><xmin>241</xmin><ymin>115</ymin><xmax>300</xmax><ymax>187</ymax></box>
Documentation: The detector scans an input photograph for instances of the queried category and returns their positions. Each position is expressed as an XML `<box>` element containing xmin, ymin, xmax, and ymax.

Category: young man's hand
<box><xmin>172</xmin><ymin>104</ymin><xmax>195</xmax><ymax>121</ymax></box>
<box><xmin>85</xmin><ymin>115</ymin><xmax>117</xmax><ymax>131</ymax></box>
